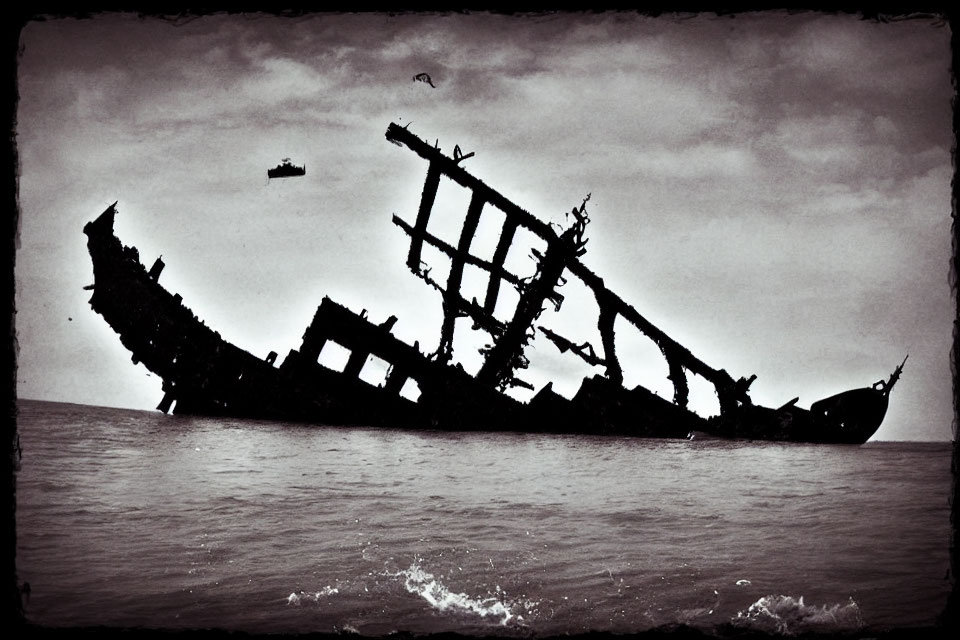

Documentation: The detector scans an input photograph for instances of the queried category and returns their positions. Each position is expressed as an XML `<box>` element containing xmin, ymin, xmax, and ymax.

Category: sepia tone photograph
<box><xmin>10</xmin><ymin>10</ymin><xmax>955</xmax><ymax>636</ymax></box>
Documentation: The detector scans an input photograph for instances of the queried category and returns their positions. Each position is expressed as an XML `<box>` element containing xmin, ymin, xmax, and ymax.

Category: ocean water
<box><xmin>14</xmin><ymin>399</ymin><xmax>953</xmax><ymax>636</ymax></box>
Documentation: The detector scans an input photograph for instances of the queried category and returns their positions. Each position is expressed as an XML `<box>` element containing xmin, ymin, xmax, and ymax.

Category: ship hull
<box><xmin>701</xmin><ymin>388</ymin><xmax>889</xmax><ymax>444</ymax></box>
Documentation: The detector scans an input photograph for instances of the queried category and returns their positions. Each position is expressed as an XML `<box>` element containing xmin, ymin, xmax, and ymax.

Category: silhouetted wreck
<box><xmin>267</xmin><ymin>158</ymin><xmax>305</xmax><ymax>179</ymax></box>
<box><xmin>83</xmin><ymin>123</ymin><xmax>906</xmax><ymax>443</ymax></box>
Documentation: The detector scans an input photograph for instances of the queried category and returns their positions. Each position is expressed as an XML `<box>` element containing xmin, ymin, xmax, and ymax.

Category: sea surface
<box><xmin>14</xmin><ymin>399</ymin><xmax>953</xmax><ymax>636</ymax></box>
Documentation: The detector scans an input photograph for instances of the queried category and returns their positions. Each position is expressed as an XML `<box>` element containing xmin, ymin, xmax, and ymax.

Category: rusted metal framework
<box><xmin>385</xmin><ymin>123</ymin><xmax>755</xmax><ymax>410</ymax></box>
<box><xmin>79</xmin><ymin>123</ymin><xmax>902</xmax><ymax>443</ymax></box>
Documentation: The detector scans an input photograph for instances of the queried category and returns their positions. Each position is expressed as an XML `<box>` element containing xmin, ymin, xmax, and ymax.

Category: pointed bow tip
<box><xmin>83</xmin><ymin>201</ymin><xmax>118</xmax><ymax>235</ymax></box>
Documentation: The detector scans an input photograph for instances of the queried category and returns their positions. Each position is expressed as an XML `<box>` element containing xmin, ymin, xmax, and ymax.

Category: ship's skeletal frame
<box><xmin>82</xmin><ymin>123</ymin><xmax>904</xmax><ymax>443</ymax></box>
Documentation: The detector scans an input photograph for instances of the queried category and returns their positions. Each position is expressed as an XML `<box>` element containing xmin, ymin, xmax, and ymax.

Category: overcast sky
<box><xmin>14</xmin><ymin>12</ymin><xmax>954</xmax><ymax>441</ymax></box>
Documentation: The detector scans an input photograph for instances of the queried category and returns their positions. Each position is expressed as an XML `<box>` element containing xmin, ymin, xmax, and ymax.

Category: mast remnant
<box><xmin>385</xmin><ymin>122</ymin><xmax>755</xmax><ymax>415</ymax></box>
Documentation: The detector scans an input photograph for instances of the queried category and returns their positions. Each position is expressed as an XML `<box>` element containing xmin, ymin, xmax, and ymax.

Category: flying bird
<box><xmin>413</xmin><ymin>72</ymin><xmax>436</xmax><ymax>88</ymax></box>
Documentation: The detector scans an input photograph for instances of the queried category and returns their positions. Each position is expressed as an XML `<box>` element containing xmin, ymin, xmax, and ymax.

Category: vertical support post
<box><xmin>343</xmin><ymin>350</ymin><xmax>368</xmax><ymax>379</ymax></box>
<box><xmin>407</xmin><ymin>161</ymin><xmax>442</xmax><ymax>271</ymax></box>
<box><xmin>157</xmin><ymin>391</ymin><xmax>175</xmax><ymax>414</ymax></box>
<box><xmin>597</xmin><ymin>296</ymin><xmax>623</xmax><ymax>385</ymax></box>
<box><xmin>483</xmin><ymin>217</ymin><xmax>519</xmax><ymax>314</ymax></box>
<box><xmin>436</xmin><ymin>192</ymin><xmax>486</xmax><ymax>359</ymax></box>
<box><xmin>384</xmin><ymin>369</ymin><xmax>408</xmax><ymax>394</ymax></box>
<box><xmin>445</xmin><ymin>191</ymin><xmax>485</xmax><ymax>293</ymax></box>
<box><xmin>667</xmin><ymin>356</ymin><xmax>689</xmax><ymax>408</ymax></box>
<box><xmin>476</xmin><ymin>237</ymin><xmax>568</xmax><ymax>388</ymax></box>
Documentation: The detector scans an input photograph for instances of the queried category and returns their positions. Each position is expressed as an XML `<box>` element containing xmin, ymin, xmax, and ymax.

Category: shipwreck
<box><xmin>83</xmin><ymin>123</ymin><xmax>905</xmax><ymax>444</ymax></box>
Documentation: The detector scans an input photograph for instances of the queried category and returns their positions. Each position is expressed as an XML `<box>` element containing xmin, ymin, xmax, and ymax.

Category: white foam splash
<box><xmin>733</xmin><ymin>594</ymin><xmax>863</xmax><ymax>634</ymax></box>
<box><xmin>286</xmin><ymin>586</ymin><xmax>339</xmax><ymax>606</ymax></box>
<box><xmin>391</xmin><ymin>562</ymin><xmax>535</xmax><ymax>626</ymax></box>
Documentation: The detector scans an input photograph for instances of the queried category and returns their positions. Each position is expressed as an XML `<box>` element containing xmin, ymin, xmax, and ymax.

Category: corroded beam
<box><xmin>387</xmin><ymin>123</ymin><xmax>556</xmax><ymax>242</ymax></box>
<box><xmin>483</xmin><ymin>217</ymin><xmax>519</xmax><ymax>314</ymax></box>
<box><xmin>406</xmin><ymin>161</ymin><xmax>442</xmax><ymax>270</ymax></box>
<box><xmin>568</xmin><ymin>260</ymin><xmax>728</xmax><ymax>387</ymax></box>
<box><xmin>387</xmin><ymin>122</ymin><xmax>752</xmax><ymax>411</ymax></box>
<box><xmin>596</xmin><ymin>293</ymin><xmax>623</xmax><ymax>385</ymax></box>
<box><xmin>392</xmin><ymin>215</ymin><xmax>522</xmax><ymax>289</ymax></box>
<box><xmin>445</xmin><ymin>191</ymin><xmax>486</xmax><ymax>297</ymax></box>
<box><xmin>538</xmin><ymin>326</ymin><xmax>605</xmax><ymax>368</ymax></box>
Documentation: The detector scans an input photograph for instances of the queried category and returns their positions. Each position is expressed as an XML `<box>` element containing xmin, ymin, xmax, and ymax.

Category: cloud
<box><xmin>784</xmin><ymin>15</ymin><xmax>950</xmax><ymax>93</ymax></box>
<box><xmin>631</xmin><ymin>143</ymin><xmax>758</xmax><ymax>180</ymax></box>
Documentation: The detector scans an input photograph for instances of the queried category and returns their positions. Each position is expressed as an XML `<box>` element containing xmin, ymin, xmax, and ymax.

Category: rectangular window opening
<box><xmin>358</xmin><ymin>354</ymin><xmax>392</xmax><ymax>388</ymax></box>
<box><xmin>399</xmin><ymin>378</ymin><xmax>422</xmax><ymax>403</ymax></box>
<box><xmin>317</xmin><ymin>341</ymin><xmax>352</xmax><ymax>372</ymax></box>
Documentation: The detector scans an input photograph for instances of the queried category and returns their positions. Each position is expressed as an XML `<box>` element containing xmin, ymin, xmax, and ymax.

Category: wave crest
<box><xmin>391</xmin><ymin>561</ymin><xmax>538</xmax><ymax>626</ymax></box>
<box><xmin>733</xmin><ymin>594</ymin><xmax>863</xmax><ymax>634</ymax></box>
<box><xmin>286</xmin><ymin>586</ymin><xmax>339</xmax><ymax>606</ymax></box>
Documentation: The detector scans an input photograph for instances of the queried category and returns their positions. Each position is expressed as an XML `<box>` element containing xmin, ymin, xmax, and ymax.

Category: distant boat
<box><xmin>268</xmin><ymin>158</ymin><xmax>305</xmax><ymax>179</ymax></box>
